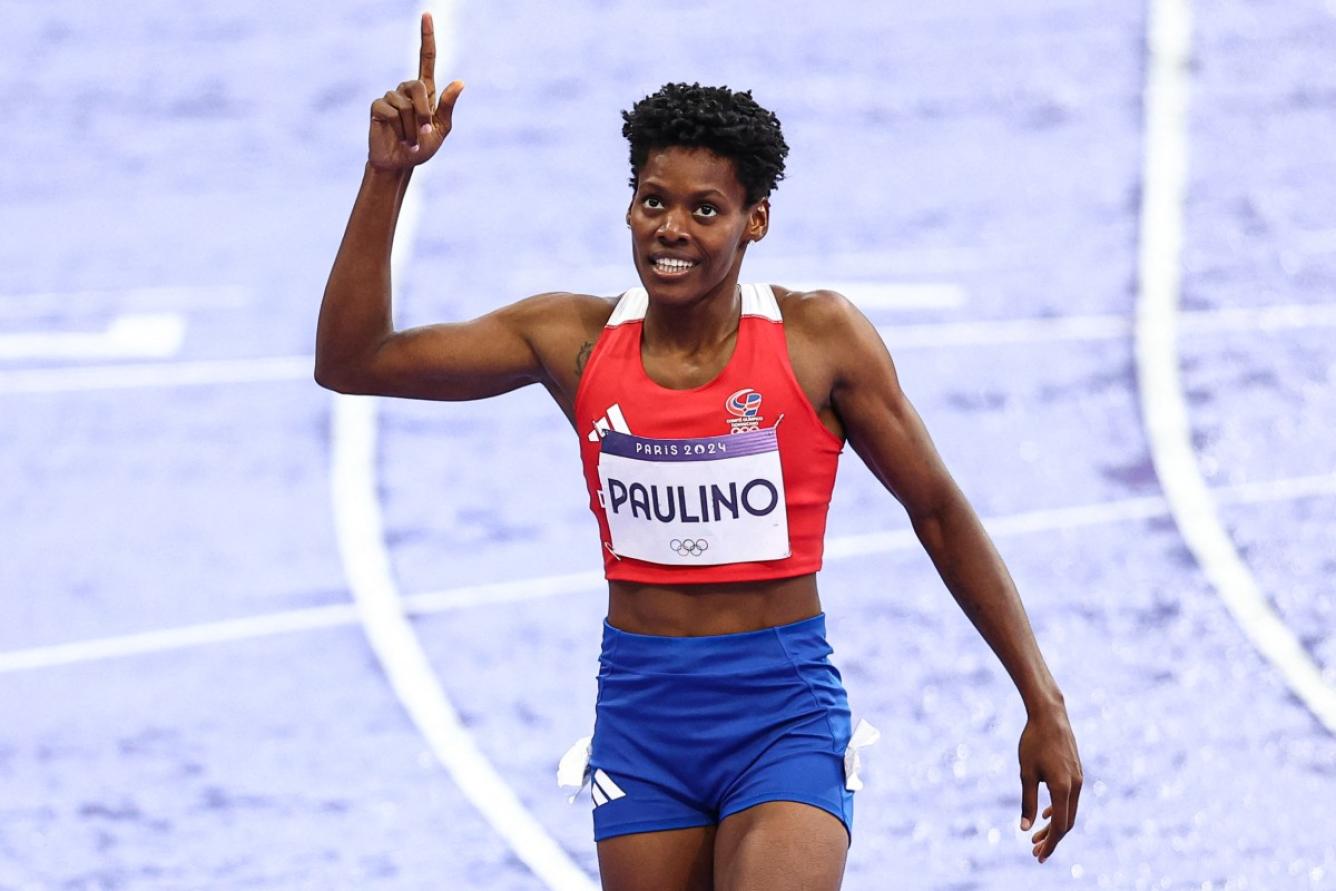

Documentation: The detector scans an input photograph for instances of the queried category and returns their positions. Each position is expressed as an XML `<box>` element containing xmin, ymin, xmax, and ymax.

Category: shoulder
<box><xmin>509</xmin><ymin>290</ymin><xmax>619</xmax><ymax>331</ymax></box>
<box><xmin>771</xmin><ymin>284</ymin><xmax>862</xmax><ymax>334</ymax></box>
<box><xmin>769</xmin><ymin>284</ymin><xmax>892</xmax><ymax>388</ymax></box>
<box><xmin>771</xmin><ymin>284</ymin><xmax>877</xmax><ymax>361</ymax></box>
<box><xmin>507</xmin><ymin>292</ymin><xmax>621</xmax><ymax>399</ymax></box>
<box><xmin>506</xmin><ymin>290</ymin><xmax>618</xmax><ymax>351</ymax></box>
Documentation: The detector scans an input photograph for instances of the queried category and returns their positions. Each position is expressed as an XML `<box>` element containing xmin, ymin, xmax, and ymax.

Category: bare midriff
<box><xmin>606</xmin><ymin>573</ymin><xmax>822</xmax><ymax>637</ymax></box>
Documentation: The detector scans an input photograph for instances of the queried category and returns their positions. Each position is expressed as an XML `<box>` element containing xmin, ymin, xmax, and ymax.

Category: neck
<box><xmin>642</xmin><ymin>277</ymin><xmax>743</xmax><ymax>354</ymax></box>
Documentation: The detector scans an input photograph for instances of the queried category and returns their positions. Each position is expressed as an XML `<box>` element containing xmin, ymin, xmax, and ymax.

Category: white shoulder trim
<box><xmin>607</xmin><ymin>288</ymin><xmax>649</xmax><ymax>326</ymax></box>
<box><xmin>741</xmin><ymin>283</ymin><xmax>782</xmax><ymax>321</ymax></box>
<box><xmin>606</xmin><ymin>283</ymin><xmax>779</xmax><ymax>326</ymax></box>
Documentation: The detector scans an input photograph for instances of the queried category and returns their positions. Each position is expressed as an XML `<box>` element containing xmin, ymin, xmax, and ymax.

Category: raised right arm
<box><xmin>314</xmin><ymin>12</ymin><xmax>548</xmax><ymax>402</ymax></box>
<box><xmin>313</xmin><ymin>160</ymin><xmax>551</xmax><ymax>401</ymax></box>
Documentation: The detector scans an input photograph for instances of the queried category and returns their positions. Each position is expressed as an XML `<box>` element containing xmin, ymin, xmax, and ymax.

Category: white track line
<box><xmin>0</xmin><ymin>313</ymin><xmax>185</xmax><ymax>361</ymax></box>
<box><xmin>8</xmin><ymin>300</ymin><xmax>1336</xmax><ymax>395</ymax></box>
<box><xmin>879</xmin><ymin>301</ymin><xmax>1336</xmax><ymax>348</ymax></box>
<box><xmin>822</xmin><ymin>494</ymin><xmax>1170</xmax><ymax>560</ymax></box>
<box><xmin>8</xmin><ymin>469</ymin><xmax>1335</xmax><ymax>675</ymax></box>
<box><xmin>403</xmin><ymin>569</ymin><xmax>604</xmax><ymax>613</ymax></box>
<box><xmin>1179</xmin><ymin>301</ymin><xmax>1336</xmax><ymax>333</ymax></box>
<box><xmin>879</xmin><ymin>313</ymin><xmax>1131</xmax><ymax>348</ymax></box>
<box><xmin>788</xmin><ymin>281</ymin><xmax>967</xmax><ymax>310</ymax></box>
<box><xmin>0</xmin><ymin>355</ymin><xmax>312</xmax><ymax>394</ymax></box>
<box><xmin>0</xmin><ymin>604</ymin><xmax>359</xmax><ymax>673</ymax></box>
<box><xmin>1134</xmin><ymin>0</ymin><xmax>1336</xmax><ymax>732</ymax></box>
<box><xmin>0</xmin><ymin>285</ymin><xmax>250</xmax><ymax>317</ymax></box>
<box><xmin>326</xmin><ymin>5</ymin><xmax>595</xmax><ymax>888</ymax></box>
<box><xmin>333</xmin><ymin>399</ymin><xmax>595</xmax><ymax>891</ymax></box>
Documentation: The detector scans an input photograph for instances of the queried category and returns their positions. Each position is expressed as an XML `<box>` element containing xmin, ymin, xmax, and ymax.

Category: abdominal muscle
<box><xmin>606</xmin><ymin>573</ymin><xmax>822</xmax><ymax>636</ymax></box>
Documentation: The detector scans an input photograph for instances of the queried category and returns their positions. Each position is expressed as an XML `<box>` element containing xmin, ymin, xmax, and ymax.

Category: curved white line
<box><xmin>327</xmin><ymin>3</ymin><xmax>596</xmax><ymax>887</ymax></box>
<box><xmin>1134</xmin><ymin>0</ymin><xmax>1336</xmax><ymax>732</ymax></box>
<box><xmin>331</xmin><ymin>398</ymin><xmax>595</xmax><ymax>890</ymax></box>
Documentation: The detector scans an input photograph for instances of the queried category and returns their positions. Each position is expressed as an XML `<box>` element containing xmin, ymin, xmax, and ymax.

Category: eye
<box><xmin>641</xmin><ymin>196</ymin><xmax>664</xmax><ymax>209</ymax></box>
<box><xmin>695</xmin><ymin>204</ymin><xmax>718</xmax><ymax>218</ymax></box>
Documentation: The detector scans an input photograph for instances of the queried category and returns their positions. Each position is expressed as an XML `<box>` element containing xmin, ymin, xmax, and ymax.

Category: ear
<box><xmin>744</xmin><ymin>198</ymin><xmax>770</xmax><ymax>245</ymax></box>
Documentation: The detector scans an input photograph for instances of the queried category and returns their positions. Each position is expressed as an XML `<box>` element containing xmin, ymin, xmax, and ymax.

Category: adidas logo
<box><xmin>587</xmin><ymin>403</ymin><xmax>632</xmax><ymax>442</ymax></box>
<box><xmin>591</xmin><ymin>769</ymin><xmax>626</xmax><ymax>807</ymax></box>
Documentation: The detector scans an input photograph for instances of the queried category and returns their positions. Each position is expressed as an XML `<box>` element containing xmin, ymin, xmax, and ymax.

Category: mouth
<box><xmin>647</xmin><ymin>255</ymin><xmax>700</xmax><ymax>279</ymax></box>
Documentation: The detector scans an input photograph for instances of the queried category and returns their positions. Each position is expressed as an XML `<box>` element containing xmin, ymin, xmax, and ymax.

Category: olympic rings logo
<box><xmin>670</xmin><ymin>538</ymin><xmax>709</xmax><ymax>557</ymax></box>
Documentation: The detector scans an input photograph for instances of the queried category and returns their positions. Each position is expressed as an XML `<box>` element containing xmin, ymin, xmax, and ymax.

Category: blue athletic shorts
<box><xmin>586</xmin><ymin>612</ymin><xmax>858</xmax><ymax>844</ymax></box>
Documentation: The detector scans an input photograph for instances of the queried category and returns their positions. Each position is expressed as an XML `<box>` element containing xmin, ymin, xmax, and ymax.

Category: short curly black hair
<box><xmin>621</xmin><ymin>82</ymin><xmax>789</xmax><ymax>206</ymax></box>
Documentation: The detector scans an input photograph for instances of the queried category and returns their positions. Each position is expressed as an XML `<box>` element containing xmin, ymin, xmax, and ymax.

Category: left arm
<box><xmin>808</xmin><ymin>290</ymin><xmax>1083</xmax><ymax>864</ymax></box>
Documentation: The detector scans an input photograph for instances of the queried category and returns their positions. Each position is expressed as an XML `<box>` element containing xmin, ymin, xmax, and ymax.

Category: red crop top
<box><xmin>574</xmin><ymin>283</ymin><xmax>844</xmax><ymax>584</ymax></box>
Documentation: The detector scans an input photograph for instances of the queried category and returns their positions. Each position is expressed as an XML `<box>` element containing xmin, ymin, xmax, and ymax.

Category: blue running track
<box><xmin>2</xmin><ymin>0</ymin><xmax>1335</xmax><ymax>887</ymax></box>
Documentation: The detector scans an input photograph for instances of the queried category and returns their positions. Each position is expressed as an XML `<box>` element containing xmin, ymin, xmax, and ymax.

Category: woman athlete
<box><xmin>316</xmin><ymin>13</ymin><xmax>1083</xmax><ymax>890</ymax></box>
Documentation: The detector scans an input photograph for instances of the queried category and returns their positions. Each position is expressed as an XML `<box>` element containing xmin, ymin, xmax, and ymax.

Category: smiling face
<box><xmin>628</xmin><ymin>146</ymin><xmax>769</xmax><ymax>306</ymax></box>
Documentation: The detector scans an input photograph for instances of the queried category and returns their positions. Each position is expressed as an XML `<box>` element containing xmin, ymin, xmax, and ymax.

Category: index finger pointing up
<box><xmin>419</xmin><ymin>12</ymin><xmax>436</xmax><ymax>95</ymax></box>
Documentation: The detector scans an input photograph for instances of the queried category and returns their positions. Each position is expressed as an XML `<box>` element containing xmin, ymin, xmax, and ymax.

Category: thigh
<box><xmin>598</xmin><ymin>824</ymin><xmax>717</xmax><ymax>891</ymax></box>
<box><xmin>713</xmin><ymin>801</ymin><xmax>848</xmax><ymax>891</ymax></box>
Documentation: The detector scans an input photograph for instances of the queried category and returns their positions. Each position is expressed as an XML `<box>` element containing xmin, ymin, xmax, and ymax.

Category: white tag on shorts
<box><xmin>557</xmin><ymin>735</ymin><xmax>592</xmax><ymax>804</ymax></box>
<box><xmin>844</xmin><ymin>718</ymin><xmax>881</xmax><ymax>792</ymax></box>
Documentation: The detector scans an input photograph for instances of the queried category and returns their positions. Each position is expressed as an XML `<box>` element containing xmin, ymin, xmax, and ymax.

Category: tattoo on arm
<box><xmin>575</xmin><ymin>340</ymin><xmax>593</xmax><ymax>378</ymax></box>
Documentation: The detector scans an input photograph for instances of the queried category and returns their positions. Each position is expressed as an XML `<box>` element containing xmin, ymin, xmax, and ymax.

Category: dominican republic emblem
<box><xmin>725</xmin><ymin>388</ymin><xmax>763</xmax><ymax>433</ymax></box>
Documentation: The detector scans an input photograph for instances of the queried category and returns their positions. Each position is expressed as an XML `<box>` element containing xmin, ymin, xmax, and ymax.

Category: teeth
<box><xmin>654</xmin><ymin>258</ymin><xmax>696</xmax><ymax>271</ymax></box>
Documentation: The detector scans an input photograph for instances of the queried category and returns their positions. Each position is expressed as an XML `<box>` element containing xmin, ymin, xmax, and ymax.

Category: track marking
<box><xmin>326</xmin><ymin>5</ymin><xmax>595</xmax><ymax>888</ymax></box>
<box><xmin>786</xmin><ymin>281</ymin><xmax>967</xmax><ymax>310</ymax></box>
<box><xmin>822</xmin><ymin>494</ymin><xmax>1169</xmax><ymax>560</ymax></box>
<box><xmin>7</xmin><ymin>300</ymin><xmax>1336</xmax><ymax>394</ymax></box>
<box><xmin>0</xmin><ymin>604</ymin><xmax>359</xmax><ymax>673</ymax></box>
<box><xmin>333</xmin><ymin>399</ymin><xmax>596</xmax><ymax>891</ymax></box>
<box><xmin>0</xmin><ymin>285</ymin><xmax>250</xmax><ymax>318</ymax></box>
<box><xmin>0</xmin><ymin>355</ymin><xmax>313</xmax><ymax>394</ymax></box>
<box><xmin>1134</xmin><ymin>0</ymin><xmax>1336</xmax><ymax>732</ymax></box>
<box><xmin>7</xmin><ymin>469</ymin><xmax>1334</xmax><ymax>675</ymax></box>
<box><xmin>403</xmin><ymin>569</ymin><xmax>603</xmax><ymax>613</ymax></box>
<box><xmin>879</xmin><ymin>301</ymin><xmax>1336</xmax><ymax>348</ymax></box>
<box><xmin>880</xmin><ymin>313</ymin><xmax>1130</xmax><ymax>348</ymax></box>
<box><xmin>1176</xmin><ymin>301</ymin><xmax>1336</xmax><ymax>333</ymax></box>
<box><xmin>0</xmin><ymin>313</ymin><xmax>185</xmax><ymax>361</ymax></box>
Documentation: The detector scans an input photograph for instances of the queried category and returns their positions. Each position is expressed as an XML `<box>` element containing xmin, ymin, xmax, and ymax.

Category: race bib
<box><xmin>596</xmin><ymin>427</ymin><xmax>790</xmax><ymax>566</ymax></box>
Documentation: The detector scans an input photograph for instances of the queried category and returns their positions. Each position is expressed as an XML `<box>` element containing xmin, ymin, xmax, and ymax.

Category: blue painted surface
<box><xmin>2</xmin><ymin>0</ymin><xmax>1335</xmax><ymax>888</ymax></box>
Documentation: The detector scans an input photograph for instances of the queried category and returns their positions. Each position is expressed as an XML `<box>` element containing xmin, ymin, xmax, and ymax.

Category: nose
<box><xmin>655</xmin><ymin>208</ymin><xmax>690</xmax><ymax>244</ymax></box>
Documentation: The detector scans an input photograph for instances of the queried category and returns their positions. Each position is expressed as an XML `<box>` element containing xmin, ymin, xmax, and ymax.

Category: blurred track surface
<box><xmin>2</xmin><ymin>0</ymin><xmax>1334</xmax><ymax>888</ymax></box>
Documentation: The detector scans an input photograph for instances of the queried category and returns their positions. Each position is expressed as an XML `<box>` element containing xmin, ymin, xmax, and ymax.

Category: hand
<box><xmin>368</xmin><ymin>12</ymin><xmax>464</xmax><ymax>171</ymax></box>
<box><xmin>1018</xmin><ymin>702</ymin><xmax>1083</xmax><ymax>864</ymax></box>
